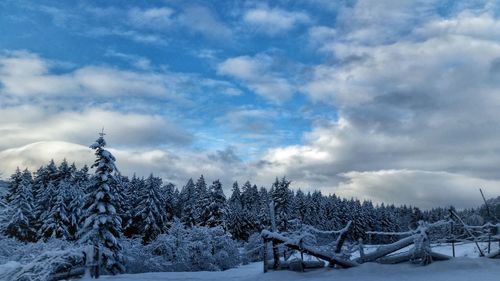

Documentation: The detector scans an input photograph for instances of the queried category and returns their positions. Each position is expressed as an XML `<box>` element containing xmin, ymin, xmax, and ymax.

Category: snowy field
<box><xmin>100</xmin><ymin>243</ymin><xmax>500</xmax><ymax>281</ymax></box>
<box><xmin>101</xmin><ymin>258</ymin><xmax>500</xmax><ymax>281</ymax></box>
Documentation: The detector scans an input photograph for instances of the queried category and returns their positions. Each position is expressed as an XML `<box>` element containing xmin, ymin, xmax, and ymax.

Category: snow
<box><xmin>100</xmin><ymin>258</ymin><xmax>500</xmax><ymax>281</ymax></box>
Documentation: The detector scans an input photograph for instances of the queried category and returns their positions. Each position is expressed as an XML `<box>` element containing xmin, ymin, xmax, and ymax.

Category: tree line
<box><xmin>0</xmin><ymin>133</ymin><xmax>489</xmax><ymax>274</ymax></box>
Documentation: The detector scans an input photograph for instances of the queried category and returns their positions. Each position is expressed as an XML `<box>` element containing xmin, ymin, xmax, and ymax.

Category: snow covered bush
<box><xmin>0</xmin><ymin>237</ymin><xmax>85</xmax><ymax>281</ymax></box>
<box><xmin>120</xmin><ymin>238</ymin><xmax>171</xmax><ymax>274</ymax></box>
<box><xmin>208</xmin><ymin>226</ymin><xmax>240</xmax><ymax>270</ymax></box>
<box><xmin>122</xmin><ymin>224</ymin><xmax>240</xmax><ymax>273</ymax></box>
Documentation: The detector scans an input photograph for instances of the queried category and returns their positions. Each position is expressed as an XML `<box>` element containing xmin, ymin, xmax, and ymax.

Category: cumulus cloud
<box><xmin>127</xmin><ymin>7</ymin><xmax>174</xmax><ymax>30</ymax></box>
<box><xmin>243</xmin><ymin>6</ymin><xmax>311</xmax><ymax>35</ymax></box>
<box><xmin>0</xmin><ymin>51</ymin><xmax>179</xmax><ymax>100</ymax></box>
<box><xmin>252</xmin><ymin>7</ymin><xmax>500</xmax><ymax>208</ymax></box>
<box><xmin>217</xmin><ymin>54</ymin><xmax>294</xmax><ymax>103</ymax></box>
<box><xmin>0</xmin><ymin>50</ymin><xmax>242</xmax><ymax>106</ymax></box>
<box><xmin>0</xmin><ymin>141</ymin><xmax>249</xmax><ymax>194</ymax></box>
<box><xmin>334</xmin><ymin>170</ymin><xmax>500</xmax><ymax>209</ymax></box>
<box><xmin>179</xmin><ymin>5</ymin><xmax>232</xmax><ymax>39</ymax></box>
<box><xmin>336</xmin><ymin>0</ymin><xmax>438</xmax><ymax>44</ymax></box>
<box><xmin>0</xmin><ymin>106</ymin><xmax>193</xmax><ymax>150</ymax></box>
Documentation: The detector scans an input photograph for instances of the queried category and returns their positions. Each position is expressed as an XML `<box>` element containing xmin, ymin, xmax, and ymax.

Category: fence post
<box><xmin>451</xmin><ymin>221</ymin><xmax>455</xmax><ymax>258</ymax></box>
<box><xmin>263</xmin><ymin>238</ymin><xmax>268</xmax><ymax>273</ymax></box>
<box><xmin>272</xmin><ymin>240</ymin><xmax>281</xmax><ymax>270</ymax></box>
<box><xmin>358</xmin><ymin>238</ymin><xmax>365</xmax><ymax>263</ymax></box>
<box><xmin>488</xmin><ymin>226</ymin><xmax>491</xmax><ymax>254</ymax></box>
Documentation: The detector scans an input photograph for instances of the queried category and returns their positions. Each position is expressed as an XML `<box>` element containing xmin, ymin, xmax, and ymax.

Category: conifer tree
<box><xmin>206</xmin><ymin>180</ymin><xmax>226</xmax><ymax>228</ymax></box>
<box><xmin>39</xmin><ymin>179</ymin><xmax>71</xmax><ymax>240</ymax></box>
<box><xmin>79</xmin><ymin>131</ymin><xmax>124</xmax><ymax>275</ymax></box>
<box><xmin>257</xmin><ymin>187</ymin><xmax>270</xmax><ymax>229</ymax></box>
<box><xmin>123</xmin><ymin>175</ymin><xmax>144</xmax><ymax>237</ymax></box>
<box><xmin>5</xmin><ymin>169</ymin><xmax>36</xmax><ymax>242</ymax></box>
<box><xmin>180</xmin><ymin>178</ymin><xmax>196</xmax><ymax>227</ymax></box>
<box><xmin>272</xmin><ymin>177</ymin><xmax>292</xmax><ymax>232</ymax></box>
<box><xmin>163</xmin><ymin>182</ymin><xmax>176</xmax><ymax>224</ymax></box>
<box><xmin>5</xmin><ymin>168</ymin><xmax>22</xmax><ymax>203</ymax></box>
<box><xmin>138</xmin><ymin>174</ymin><xmax>167</xmax><ymax>243</ymax></box>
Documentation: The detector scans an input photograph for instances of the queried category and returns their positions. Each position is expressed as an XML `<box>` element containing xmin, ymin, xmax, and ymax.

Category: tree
<box><xmin>272</xmin><ymin>177</ymin><xmax>292</xmax><ymax>232</ymax></box>
<box><xmin>194</xmin><ymin>175</ymin><xmax>211</xmax><ymax>226</ymax></box>
<box><xmin>205</xmin><ymin>180</ymin><xmax>226</xmax><ymax>228</ymax></box>
<box><xmin>137</xmin><ymin>174</ymin><xmax>167</xmax><ymax>243</ymax></box>
<box><xmin>257</xmin><ymin>187</ymin><xmax>270</xmax><ymax>229</ymax></box>
<box><xmin>79</xmin><ymin>131</ymin><xmax>124</xmax><ymax>276</ymax></box>
<box><xmin>39</xmin><ymin>179</ymin><xmax>71</xmax><ymax>240</ymax></box>
<box><xmin>123</xmin><ymin>175</ymin><xmax>145</xmax><ymax>237</ymax></box>
<box><xmin>180</xmin><ymin>179</ymin><xmax>197</xmax><ymax>227</ymax></box>
<box><xmin>5</xmin><ymin>168</ymin><xmax>22</xmax><ymax>203</ymax></box>
<box><xmin>163</xmin><ymin>182</ymin><xmax>177</xmax><ymax>226</ymax></box>
<box><xmin>5</xmin><ymin>169</ymin><xmax>36</xmax><ymax>242</ymax></box>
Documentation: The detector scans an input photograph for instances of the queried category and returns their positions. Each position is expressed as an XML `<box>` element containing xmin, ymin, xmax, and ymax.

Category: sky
<box><xmin>1</xmin><ymin>0</ymin><xmax>500</xmax><ymax>209</ymax></box>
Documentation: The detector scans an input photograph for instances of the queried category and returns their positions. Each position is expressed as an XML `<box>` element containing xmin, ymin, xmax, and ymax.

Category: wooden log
<box><xmin>378</xmin><ymin>251</ymin><xmax>414</xmax><ymax>264</ymax></box>
<box><xmin>355</xmin><ymin>235</ymin><xmax>414</xmax><ymax>263</ymax></box>
<box><xmin>378</xmin><ymin>251</ymin><xmax>450</xmax><ymax>265</ymax></box>
<box><xmin>303</xmin><ymin>260</ymin><xmax>325</xmax><ymax>269</ymax></box>
<box><xmin>282</xmin><ymin>241</ymin><xmax>358</xmax><ymax>268</ymax></box>
<box><xmin>430</xmin><ymin>251</ymin><xmax>451</xmax><ymax>261</ymax></box>
<box><xmin>49</xmin><ymin>267</ymin><xmax>85</xmax><ymax>281</ymax></box>
<box><xmin>261</xmin><ymin>230</ymin><xmax>358</xmax><ymax>268</ymax></box>
<box><xmin>486</xmin><ymin>249</ymin><xmax>500</xmax><ymax>259</ymax></box>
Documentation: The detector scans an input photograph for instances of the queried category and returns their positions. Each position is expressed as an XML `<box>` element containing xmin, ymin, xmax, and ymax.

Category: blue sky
<box><xmin>1</xmin><ymin>0</ymin><xmax>500</xmax><ymax>208</ymax></box>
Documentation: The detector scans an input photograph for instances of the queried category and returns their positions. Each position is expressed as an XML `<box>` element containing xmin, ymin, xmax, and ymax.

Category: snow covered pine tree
<box><xmin>79</xmin><ymin>130</ymin><xmax>124</xmax><ymax>277</ymax></box>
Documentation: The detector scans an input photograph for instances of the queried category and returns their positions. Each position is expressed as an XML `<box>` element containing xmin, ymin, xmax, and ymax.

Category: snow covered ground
<box><xmin>101</xmin><ymin>258</ymin><xmax>500</xmax><ymax>281</ymax></box>
<box><xmin>101</xmin><ymin>242</ymin><xmax>500</xmax><ymax>281</ymax></box>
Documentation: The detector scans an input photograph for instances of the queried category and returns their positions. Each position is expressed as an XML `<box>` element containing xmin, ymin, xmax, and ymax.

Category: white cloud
<box><xmin>416</xmin><ymin>11</ymin><xmax>500</xmax><ymax>40</ymax></box>
<box><xmin>336</xmin><ymin>0</ymin><xmax>438</xmax><ymax>44</ymax></box>
<box><xmin>105</xmin><ymin>49</ymin><xmax>152</xmax><ymax>70</ymax></box>
<box><xmin>217</xmin><ymin>54</ymin><xmax>294</xmax><ymax>103</ymax></box>
<box><xmin>0</xmin><ymin>50</ymin><xmax>240</xmax><ymax>105</ymax></box>
<box><xmin>308</xmin><ymin>26</ymin><xmax>337</xmax><ymax>51</ymax></box>
<box><xmin>0</xmin><ymin>141</ymin><xmax>249</xmax><ymax>194</ymax></box>
<box><xmin>243</xmin><ymin>7</ymin><xmax>310</xmax><ymax>35</ymax></box>
<box><xmin>0</xmin><ymin>51</ymin><xmax>179</xmax><ymax>99</ymax></box>
<box><xmin>334</xmin><ymin>170</ymin><xmax>500</xmax><ymax>209</ymax></box>
<box><xmin>251</xmin><ymin>10</ymin><xmax>500</xmax><ymax>208</ymax></box>
<box><xmin>179</xmin><ymin>5</ymin><xmax>232</xmax><ymax>39</ymax></box>
<box><xmin>0</xmin><ymin>141</ymin><xmax>93</xmax><ymax>177</ymax></box>
<box><xmin>0</xmin><ymin>105</ymin><xmax>193</xmax><ymax>150</ymax></box>
<box><xmin>127</xmin><ymin>7</ymin><xmax>174</xmax><ymax>30</ymax></box>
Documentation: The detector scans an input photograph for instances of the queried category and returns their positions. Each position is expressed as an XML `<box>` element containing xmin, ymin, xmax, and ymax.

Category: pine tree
<box><xmin>5</xmin><ymin>169</ymin><xmax>36</xmax><ymax>242</ymax></box>
<box><xmin>180</xmin><ymin>178</ymin><xmax>196</xmax><ymax>227</ymax></box>
<box><xmin>38</xmin><ymin>160</ymin><xmax>76</xmax><ymax>240</ymax></box>
<box><xmin>137</xmin><ymin>174</ymin><xmax>167</xmax><ymax>243</ymax></box>
<box><xmin>79</xmin><ymin>131</ymin><xmax>124</xmax><ymax>275</ymax></box>
<box><xmin>194</xmin><ymin>175</ymin><xmax>211</xmax><ymax>226</ymax></box>
<box><xmin>123</xmin><ymin>175</ymin><xmax>145</xmax><ymax>237</ymax></box>
<box><xmin>34</xmin><ymin>160</ymin><xmax>59</xmax><ymax>232</ymax></box>
<box><xmin>272</xmin><ymin>177</ymin><xmax>292</xmax><ymax>232</ymax></box>
<box><xmin>294</xmin><ymin>189</ymin><xmax>307</xmax><ymax>222</ymax></box>
<box><xmin>163</xmin><ymin>182</ymin><xmax>176</xmax><ymax>225</ymax></box>
<box><xmin>5</xmin><ymin>168</ymin><xmax>22</xmax><ymax>203</ymax></box>
<box><xmin>257</xmin><ymin>187</ymin><xmax>270</xmax><ymax>229</ymax></box>
<box><xmin>206</xmin><ymin>180</ymin><xmax>226</xmax><ymax>228</ymax></box>
<box><xmin>39</xmin><ymin>179</ymin><xmax>71</xmax><ymax>240</ymax></box>
<box><xmin>67</xmin><ymin>165</ymin><xmax>89</xmax><ymax>240</ymax></box>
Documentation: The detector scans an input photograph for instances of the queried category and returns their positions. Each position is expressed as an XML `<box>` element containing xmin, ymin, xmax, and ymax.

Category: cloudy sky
<box><xmin>1</xmin><ymin>0</ymin><xmax>500</xmax><ymax>209</ymax></box>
